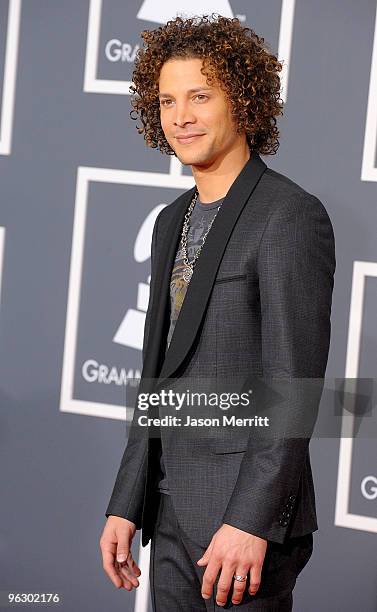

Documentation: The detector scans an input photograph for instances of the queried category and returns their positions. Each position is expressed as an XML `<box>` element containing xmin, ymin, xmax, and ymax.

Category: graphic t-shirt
<box><xmin>157</xmin><ymin>192</ymin><xmax>225</xmax><ymax>495</ymax></box>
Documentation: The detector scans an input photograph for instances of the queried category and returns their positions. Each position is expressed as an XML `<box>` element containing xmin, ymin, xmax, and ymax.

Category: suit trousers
<box><xmin>149</xmin><ymin>492</ymin><xmax>313</xmax><ymax>611</ymax></box>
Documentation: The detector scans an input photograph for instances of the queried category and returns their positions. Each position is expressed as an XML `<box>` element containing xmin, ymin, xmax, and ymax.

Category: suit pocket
<box><xmin>212</xmin><ymin>439</ymin><xmax>249</xmax><ymax>454</ymax></box>
<box><xmin>213</xmin><ymin>449</ymin><xmax>247</xmax><ymax>455</ymax></box>
<box><xmin>214</xmin><ymin>273</ymin><xmax>247</xmax><ymax>284</ymax></box>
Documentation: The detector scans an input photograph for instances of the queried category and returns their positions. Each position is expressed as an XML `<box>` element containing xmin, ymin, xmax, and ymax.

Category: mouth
<box><xmin>175</xmin><ymin>134</ymin><xmax>204</xmax><ymax>144</ymax></box>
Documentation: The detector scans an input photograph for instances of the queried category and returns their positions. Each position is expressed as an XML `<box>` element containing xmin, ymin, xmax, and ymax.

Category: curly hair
<box><xmin>129</xmin><ymin>13</ymin><xmax>284</xmax><ymax>156</ymax></box>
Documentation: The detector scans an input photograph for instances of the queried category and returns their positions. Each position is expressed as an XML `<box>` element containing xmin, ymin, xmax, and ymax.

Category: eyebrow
<box><xmin>158</xmin><ymin>87</ymin><xmax>213</xmax><ymax>99</ymax></box>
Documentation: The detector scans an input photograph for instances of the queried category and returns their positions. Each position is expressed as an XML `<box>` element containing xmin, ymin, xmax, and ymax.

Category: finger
<box><xmin>197</xmin><ymin>537</ymin><xmax>215</xmax><ymax>566</ymax></box>
<box><xmin>102</xmin><ymin>549</ymin><xmax>123</xmax><ymax>589</ymax></box>
<box><xmin>119</xmin><ymin>551</ymin><xmax>140</xmax><ymax>577</ymax></box>
<box><xmin>116</xmin><ymin>544</ymin><xmax>130</xmax><ymax>564</ymax></box>
<box><xmin>115</xmin><ymin>561</ymin><xmax>133</xmax><ymax>591</ymax></box>
<box><xmin>127</xmin><ymin>553</ymin><xmax>141</xmax><ymax>577</ymax></box>
<box><xmin>248</xmin><ymin>563</ymin><xmax>262</xmax><ymax>596</ymax></box>
<box><xmin>201</xmin><ymin>558</ymin><xmax>222</xmax><ymax>600</ymax></box>
<box><xmin>215</xmin><ymin>564</ymin><xmax>235</xmax><ymax>607</ymax></box>
<box><xmin>231</xmin><ymin>567</ymin><xmax>249</xmax><ymax>605</ymax></box>
<box><xmin>119</xmin><ymin>562</ymin><xmax>140</xmax><ymax>588</ymax></box>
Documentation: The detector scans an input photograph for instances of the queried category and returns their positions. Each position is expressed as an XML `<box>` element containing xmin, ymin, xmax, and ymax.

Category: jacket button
<box><xmin>288</xmin><ymin>495</ymin><xmax>295</xmax><ymax>501</ymax></box>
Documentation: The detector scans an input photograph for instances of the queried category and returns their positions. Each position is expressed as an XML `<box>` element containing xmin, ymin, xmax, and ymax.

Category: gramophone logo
<box><xmin>136</xmin><ymin>0</ymin><xmax>233</xmax><ymax>24</ymax></box>
<box><xmin>113</xmin><ymin>206</ymin><xmax>165</xmax><ymax>351</ymax></box>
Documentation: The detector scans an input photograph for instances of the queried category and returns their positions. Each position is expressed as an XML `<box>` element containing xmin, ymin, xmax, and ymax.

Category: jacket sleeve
<box><xmin>221</xmin><ymin>194</ymin><xmax>336</xmax><ymax>543</ymax></box>
<box><xmin>105</xmin><ymin>211</ymin><xmax>161</xmax><ymax>526</ymax></box>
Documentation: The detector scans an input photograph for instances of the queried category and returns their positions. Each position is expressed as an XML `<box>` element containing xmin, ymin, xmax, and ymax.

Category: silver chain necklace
<box><xmin>180</xmin><ymin>189</ymin><xmax>221</xmax><ymax>283</ymax></box>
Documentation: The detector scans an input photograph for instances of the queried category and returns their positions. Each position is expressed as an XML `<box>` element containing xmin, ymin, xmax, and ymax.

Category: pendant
<box><xmin>182</xmin><ymin>266</ymin><xmax>193</xmax><ymax>283</ymax></box>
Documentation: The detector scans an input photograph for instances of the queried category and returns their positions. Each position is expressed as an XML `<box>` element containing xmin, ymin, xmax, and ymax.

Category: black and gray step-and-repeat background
<box><xmin>0</xmin><ymin>1</ymin><xmax>376</xmax><ymax>610</ymax></box>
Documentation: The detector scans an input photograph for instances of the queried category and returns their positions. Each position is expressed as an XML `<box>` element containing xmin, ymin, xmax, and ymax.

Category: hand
<box><xmin>100</xmin><ymin>516</ymin><xmax>141</xmax><ymax>591</ymax></box>
<box><xmin>197</xmin><ymin>524</ymin><xmax>267</xmax><ymax>606</ymax></box>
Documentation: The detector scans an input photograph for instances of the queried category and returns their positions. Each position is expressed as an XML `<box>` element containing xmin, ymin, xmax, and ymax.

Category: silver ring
<box><xmin>233</xmin><ymin>574</ymin><xmax>247</xmax><ymax>582</ymax></box>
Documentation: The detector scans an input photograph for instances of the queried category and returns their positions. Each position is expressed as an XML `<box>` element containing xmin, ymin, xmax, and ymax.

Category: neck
<box><xmin>191</xmin><ymin>142</ymin><xmax>251</xmax><ymax>204</ymax></box>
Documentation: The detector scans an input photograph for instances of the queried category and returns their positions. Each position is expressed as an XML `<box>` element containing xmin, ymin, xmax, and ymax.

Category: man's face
<box><xmin>158</xmin><ymin>57</ymin><xmax>243</xmax><ymax>167</ymax></box>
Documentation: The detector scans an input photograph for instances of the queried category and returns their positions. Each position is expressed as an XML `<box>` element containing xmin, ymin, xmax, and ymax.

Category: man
<box><xmin>100</xmin><ymin>14</ymin><xmax>335</xmax><ymax>611</ymax></box>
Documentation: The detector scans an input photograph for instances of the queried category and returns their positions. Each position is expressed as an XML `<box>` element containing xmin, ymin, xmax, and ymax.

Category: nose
<box><xmin>173</xmin><ymin>102</ymin><xmax>196</xmax><ymax>127</ymax></box>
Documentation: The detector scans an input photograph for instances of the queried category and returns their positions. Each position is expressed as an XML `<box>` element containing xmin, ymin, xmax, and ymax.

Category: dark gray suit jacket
<box><xmin>105</xmin><ymin>151</ymin><xmax>336</xmax><ymax>550</ymax></box>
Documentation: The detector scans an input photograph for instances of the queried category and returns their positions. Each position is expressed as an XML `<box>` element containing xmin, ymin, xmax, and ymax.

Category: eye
<box><xmin>159</xmin><ymin>94</ymin><xmax>208</xmax><ymax>107</ymax></box>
